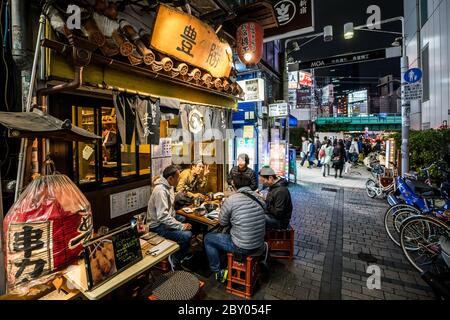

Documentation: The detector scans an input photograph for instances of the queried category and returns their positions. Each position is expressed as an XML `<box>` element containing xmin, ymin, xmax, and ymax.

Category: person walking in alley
<box><xmin>307</xmin><ymin>139</ymin><xmax>315</xmax><ymax>168</ymax></box>
<box><xmin>301</xmin><ymin>137</ymin><xmax>309</xmax><ymax>167</ymax></box>
<box><xmin>332</xmin><ymin>140</ymin><xmax>346</xmax><ymax>179</ymax></box>
<box><xmin>320</xmin><ymin>140</ymin><xmax>334</xmax><ymax>177</ymax></box>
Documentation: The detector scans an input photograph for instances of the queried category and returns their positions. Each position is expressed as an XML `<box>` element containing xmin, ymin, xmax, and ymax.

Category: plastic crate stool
<box><xmin>226</xmin><ymin>245</ymin><xmax>266</xmax><ymax>299</ymax></box>
<box><xmin>265</xmin><ymin>226</ymin><xmax>294</xmax><ymax>260</ymax></box>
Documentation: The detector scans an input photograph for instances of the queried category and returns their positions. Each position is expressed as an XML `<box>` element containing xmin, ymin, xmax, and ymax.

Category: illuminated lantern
<box><xmin>236</xmin><ymin>22</ymin><xmax>264</xmax><ymax>65</ymax></box>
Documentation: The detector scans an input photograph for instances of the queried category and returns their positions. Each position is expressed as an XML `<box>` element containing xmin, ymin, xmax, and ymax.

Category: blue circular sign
<box><xmin>404</xmin><ymin>68</ymin><xmax>423</xmax><ymax>84</ymax></box>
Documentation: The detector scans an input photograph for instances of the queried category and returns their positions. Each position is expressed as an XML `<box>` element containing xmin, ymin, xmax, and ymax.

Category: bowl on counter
<box><xmin>204</xmin><ymin>203</ymin><xmax>218</xmax><ymax>213</ymax></box>
<box><xmin>194</xmin><ymin>207</ymin><xmax>207</xmax><ymax>216</ymax></box>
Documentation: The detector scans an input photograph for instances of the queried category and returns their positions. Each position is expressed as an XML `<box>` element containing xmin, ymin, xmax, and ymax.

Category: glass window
<box><xmin>139</xmin><ymin>144</ymin><xmax>151</xmax><ymax>176</ymax></box>
<box><xmin>420</xmin><ymin>0</ymin><xmax>428</xmax><ymax>27</ymax></box>
<box><xmin>101</xmin><ymin>107</ymin><xmax>119</xmax><ymax>183</ymax></box>
<box><xmin>73</xmin><ymin>106</ymin><xmax>98</xmax><ymax>184</ymax></box>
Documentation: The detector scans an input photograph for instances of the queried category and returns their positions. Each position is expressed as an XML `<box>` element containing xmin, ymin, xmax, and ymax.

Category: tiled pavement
<box><xmin>197</xmin><ymin>182</ymin><xmax>435</xmax><ymax>300</ymax></box>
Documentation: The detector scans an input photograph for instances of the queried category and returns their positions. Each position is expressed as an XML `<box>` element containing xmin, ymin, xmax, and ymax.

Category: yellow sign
<box><xmin>150</xmin><ymin>4</ymin><xmax>233</xmax><ymax>78</ymax></box>
<box><xmin>243</xmin><ymin>126</ymin><xmax>254</xmax><ymax>139</ymax></box>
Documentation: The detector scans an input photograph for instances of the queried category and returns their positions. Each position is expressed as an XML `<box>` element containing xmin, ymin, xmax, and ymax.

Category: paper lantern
<box><xmin>236</xmin><ymin>22</ymin><xmax>264</xmax><ymax>65</ymax></box>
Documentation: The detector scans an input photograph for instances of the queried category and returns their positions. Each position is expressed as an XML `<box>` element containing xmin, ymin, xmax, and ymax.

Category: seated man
<box><xmin>176</xmin><ymin>159</ymin><xmax>210</xmax><ymax>198</ymax></box>
<box><xmin>227</xmin><ymin>153</ymin><xmax>257</xmax><ymax>191</ymax></box>
<box><xmin>204</xmin><ymin>174</ymin><xmax>266</xmax><ymax>283</ymax></box>
<box><xmin>259</xmin><ymin>167</ymin><xmax>293</xmax><ymax>230</ymax></box>
<box><xmin>147</xmin><ymin>165</ymin><xmax>192</xmax><ymax>269</ymax></box>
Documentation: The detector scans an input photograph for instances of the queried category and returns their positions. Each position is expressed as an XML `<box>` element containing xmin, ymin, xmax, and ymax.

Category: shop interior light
<box><xmin>323</xmin><ymin>25</ymin><xmax>333</xmax><ymax>42</ymax></box>
<box><xmin>244</xmin><ymin>52</ymin><xmax>253</xmax><ymax>62</ymax></box>
<box><xmin>344</xmin><ymin>22</ymin><xmax>354</xmax><ymax>40</ymax></box>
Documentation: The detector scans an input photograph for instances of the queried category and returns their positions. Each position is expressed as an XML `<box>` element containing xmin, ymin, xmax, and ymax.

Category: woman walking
<box><xmin>320</xmin><ymin>140</ymin><xmax>334</xmax><ymax>177</ymax></box>
<box><xmin>332</xmin><ymin>140</ymin><xmax>346</xmax><ymax>179</ymax></box>
<box><xmin>307</xmin><ymin>139</ymin><xmax>315</xmax><ymax>169</ymax></box>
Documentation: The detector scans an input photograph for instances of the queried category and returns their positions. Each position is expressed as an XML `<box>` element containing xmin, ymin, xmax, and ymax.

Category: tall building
<box><xmin>404</xmin><ymin>0</ymin><xmax>450</xmax><ymax>130</ymax></box>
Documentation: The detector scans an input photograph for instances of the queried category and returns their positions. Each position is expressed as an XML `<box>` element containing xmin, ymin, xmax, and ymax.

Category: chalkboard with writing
<box><xmin>112</xmin><ymin>227</ymin><xmax>142</xmax><ymax>271</ymax></box>
<box><xmin>83</xmin><ymin>224</ymin><xmax>143</xmax><ymax>290</ymax></box>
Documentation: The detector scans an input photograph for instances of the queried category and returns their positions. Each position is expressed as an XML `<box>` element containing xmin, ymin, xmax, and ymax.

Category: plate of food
<box><xmin>182</xmin><ymin>207</ymin><xmax>194</xmax><ymax>213</ymax></box>
<box><xmin>214</xmin><ymin>192</ymin><xmax>225</xmax><ymax>200</ymax></box>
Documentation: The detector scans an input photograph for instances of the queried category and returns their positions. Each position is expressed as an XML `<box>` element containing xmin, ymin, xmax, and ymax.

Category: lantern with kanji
<box><xmin>236</xmin><ymin>22</ymin><xmax>264</xmax><ymax>65</ymax></box>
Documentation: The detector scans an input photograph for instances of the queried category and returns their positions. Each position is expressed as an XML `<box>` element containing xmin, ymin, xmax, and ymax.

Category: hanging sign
<box><xmin>236</xmin><ymin>22</ymin><xmax>264</xmax><ymax>65</ymax></box>
<box><xmin>269</xmin><ymin>102</ymin><xmax>289</xmax><ymax>117</ymax></box>
<box><xmin>264</xmin><ymin>0</ymin><xmax>315</xmax><ymax>42</ymax></box>
<box><xmin>288</xmin><ymin>72</ymin><xmax>299</xmax><ymax>89</ymax></box>
<box><xmin>237</xmin><ymin>78</ymin><xmax>265</xmax><ymax>102</ymax></box>
<box><xmin>150</xmin><ymin>4</ymin><xmax>233</xmax><ymax>78</ymax></box>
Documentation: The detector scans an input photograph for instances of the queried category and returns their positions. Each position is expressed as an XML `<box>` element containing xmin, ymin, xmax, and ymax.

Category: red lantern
<box><xmin>236</xmin><ymin>22</ymin><xmax>264</xmax><ymax>65</ymax></box>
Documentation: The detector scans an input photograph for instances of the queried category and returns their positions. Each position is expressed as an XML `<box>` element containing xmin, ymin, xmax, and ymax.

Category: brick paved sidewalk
<box><xmin>198</xmin><ymin>182</ymin><xmax>435</xmax><ymax>300</ymax></box>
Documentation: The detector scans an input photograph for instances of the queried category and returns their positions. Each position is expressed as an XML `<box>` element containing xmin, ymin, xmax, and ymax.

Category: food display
<box><xmin>87</xmin><ymin>240</ymin><xmax>117</xmax><ymax>284</ymax></box>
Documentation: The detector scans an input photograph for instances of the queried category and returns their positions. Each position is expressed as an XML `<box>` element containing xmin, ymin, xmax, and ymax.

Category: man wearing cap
<box><xmin>259</xmin><ymin>167</ymin><xmax>293</xmax><ymax>230</ymax></box>
<box><xmin>227</xmin><ymin>153</ymin><xmax>258</xmax><ymax>191</ymax></box>
<box><xmin>176</xmin><ymin>159</ymin><xmax>210</xmax><ymax>198</ymax></box>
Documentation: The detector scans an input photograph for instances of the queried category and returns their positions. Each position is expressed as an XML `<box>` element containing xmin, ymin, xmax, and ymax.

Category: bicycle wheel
<box><xmin>366</xmin><ymin>179</ymin><xmax>378</xmax><ymax>198</ymax></box>
<box><xmin>384</xmin><ymin>204</ymin><xmax>421</xmax><ymax>247</ymax></box>
<box><xmin>400</xmin><ymin>215</ymin><xmax>450</xmax><ymax>274</ymax></box>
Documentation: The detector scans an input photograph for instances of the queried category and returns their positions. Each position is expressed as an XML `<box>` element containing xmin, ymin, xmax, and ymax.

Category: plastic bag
<box><xmin>2</xmin><ymin>174</ymin><xmax>93</xmax><ymax>295</ymax></box>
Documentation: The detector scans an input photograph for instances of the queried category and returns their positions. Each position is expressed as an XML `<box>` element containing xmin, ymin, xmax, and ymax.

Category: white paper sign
<box><xmin>82</xmin><ymin>145</ymin><xmax>95</xmax><ymax>160</ymax></box>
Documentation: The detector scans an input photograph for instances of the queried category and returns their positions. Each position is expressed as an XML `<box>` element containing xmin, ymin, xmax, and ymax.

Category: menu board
<box><xmin>84</xmin><ymin>225</ymin><xmax>142</xmax><ymax>290</ymax></box>
<box><xmin>269</xmin><ymin>142</ymin><xmax>287</xmax><ymax>177</ymax></box>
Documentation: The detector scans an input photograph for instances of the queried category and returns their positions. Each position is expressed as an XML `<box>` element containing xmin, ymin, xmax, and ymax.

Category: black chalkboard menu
<box><xmin>84</xmin><ymin>224</ymin><xmax>143</xmax><ymax>290</ymax></box>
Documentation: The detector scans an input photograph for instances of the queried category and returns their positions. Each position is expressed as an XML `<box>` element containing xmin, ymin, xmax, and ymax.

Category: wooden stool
<box><xmin>153</xmin><ymin>258</ymin><xmax>171</xmax><ymax>272</ymax></box>
<box><xmin>265</xmin><ymin>227</ymin><xmax>295</xmax><ymax>260</ymax></box>
<box><xmin>226</xmin><ymin>252</ymin><xmax>260</xmax><ymax>299</ymax></box>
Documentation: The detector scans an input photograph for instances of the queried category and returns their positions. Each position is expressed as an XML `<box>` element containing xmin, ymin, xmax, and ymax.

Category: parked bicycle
<box><xmin>365</xmin><ymin>163</ymin><xmax>396</xmax><ymax>199</ymax></box>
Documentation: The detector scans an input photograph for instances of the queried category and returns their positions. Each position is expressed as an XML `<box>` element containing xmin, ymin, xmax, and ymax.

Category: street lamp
<box><xmin>343</xmin><ymin>17</ymin><xmax>409</xmax><ymax>176</ymax></box>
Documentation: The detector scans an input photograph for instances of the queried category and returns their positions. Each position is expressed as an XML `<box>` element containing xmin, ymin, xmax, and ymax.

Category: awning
<box><xmin>281</xmin><ymin>115</ymin><xmax>299</xmax><ymax>128</ymax></box>
<box><xmin>0</xmin><ymin>109</ymin><xmax>101</xmax><ymax>142</ymax></box>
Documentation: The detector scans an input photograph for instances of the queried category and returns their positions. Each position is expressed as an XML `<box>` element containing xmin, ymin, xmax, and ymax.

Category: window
<box><xmin>72</xmin><ymin>99</ymin><xmax>151</xmax><ymax>185</ymax></box>
<box><xmin>420</xmin><ymin>0</ymin><xmax>428</xmax><ymax>27</ymax></box>
<box><xmin>422</xmin><ymin>44</ymin><xmax>430</xmax><ymax>102</ymax></box>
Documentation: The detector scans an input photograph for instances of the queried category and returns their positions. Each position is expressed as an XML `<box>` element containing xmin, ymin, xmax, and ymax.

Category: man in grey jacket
<box><xmin>204</xmin><ymin>174</ymin><xmax>266</xmax><ymax>283</ymax></box>
<box><xmin>147</xmin><ymin>165</ymin><xmax>192</xmax><ymax>268</ymax></box>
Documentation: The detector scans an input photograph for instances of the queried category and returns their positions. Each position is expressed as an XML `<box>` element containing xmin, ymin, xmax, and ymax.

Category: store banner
<box><xmin>150</xmin><ymin>4</ymin><xmax>233</xmax><ymax>78</ymax></box>
<box><xmin>288</xmin><ymin>71</ymin><xmax>299</xmax><ymax>89</ymax></box>
<box><xmin>299</xmin><ymin>71</ymin><xmax>313</xmax><ymax>87</ymax></box>
<box><xmin>237</xmin><ymin>78</ymin><xmax>265</xmax><ymax>102</ymax></box>
<box><xmin>264</xmin><ymin>0</ymin><xmax>315</xmax><ymax>42</ymax></box>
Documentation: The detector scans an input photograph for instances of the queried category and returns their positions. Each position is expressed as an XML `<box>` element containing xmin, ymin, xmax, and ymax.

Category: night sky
<box><xmin>287</xmin><ymin>0</ymin><xmax>404</xmax><ymax>95</ymax></box>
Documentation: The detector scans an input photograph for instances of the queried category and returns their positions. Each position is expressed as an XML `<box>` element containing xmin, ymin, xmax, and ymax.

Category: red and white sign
<box><xmin>299</xmin><ymin>71</ymin><xmax>313</xmax><ymax>87</ymax></box>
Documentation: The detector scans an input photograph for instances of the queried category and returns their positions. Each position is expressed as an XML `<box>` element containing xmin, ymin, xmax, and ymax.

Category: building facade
<box><xmin>404</xmin><ymin>0</ymin><xmax>450</xmax><ymax>130</ymax></box>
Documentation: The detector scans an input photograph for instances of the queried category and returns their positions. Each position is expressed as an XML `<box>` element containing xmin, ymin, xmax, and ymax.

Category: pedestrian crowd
<box><xmin>300</xmin><ymin>135</ymin><xmax>382</xmax><ymax>178</ymax></box>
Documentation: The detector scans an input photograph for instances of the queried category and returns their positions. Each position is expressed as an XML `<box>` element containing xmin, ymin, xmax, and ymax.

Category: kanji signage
<box><xmin>269</xmin><ymin>102</ymin><xmax>289</xmax><ymax>117</ymax></box>
<box><xmin>299</xmin><ymin>71</ymin><xmax>313</xmax><ymax>87</ymax></box>
<box><xmin>402</xmin><ymin>83</ymin><xmax>423</xmax><ymax>102</ymax></box>
<box><xmin>237</xmin><ymin>78</ymin><xmax>265</xmax><ymax>102</ymax></box>
<box><xmin>264</xmin><ymin>0</ymin><xmax>315</xmax><ymax>42</ymax></box>
<box><xmin>288</xmin><ymin>47</ymin><xmax>402</xmax><ymax>71</ymax></box>
<box><xmin>150</xmin><ymin>4</ymin><xmax>233</xmax><ymax>78</ymax></box>
<box><xmin>236</xmin><ymin>22</ymin><xmax>264</xmax><ymax>65</ymax></box>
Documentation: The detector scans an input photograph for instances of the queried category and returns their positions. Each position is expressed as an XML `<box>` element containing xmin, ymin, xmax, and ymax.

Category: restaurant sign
<box><xmin>150</xmin><ymin>4</ymin><xmax>233</xmax><ymax>78</ymax></box>
<box><xmin>264</xmin><ymin>0</ymin><xmax>315</xmax><ymax>42</ymax></box>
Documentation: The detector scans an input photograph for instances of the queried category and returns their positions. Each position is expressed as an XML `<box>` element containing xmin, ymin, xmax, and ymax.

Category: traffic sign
<box><xmin>402</xmin><ymin>82</ymin><xmax>423</xmax><ymax>102</ymax></box>
<box><xmin>404</xmin><ymin>68</ymin><xmax>423</xmax><ymax>84</ymax></box>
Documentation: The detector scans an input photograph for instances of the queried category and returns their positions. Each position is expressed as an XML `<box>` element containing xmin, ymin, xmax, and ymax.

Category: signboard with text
<box><xmin>269</xmin><ymin>102</ymin><xmax>289</xmax><ymax>117</ymax></box>
<box><xmin>150</xmin><ymin>4</ymin><xmax>233</xmax><ymax>78</ymax></box>
<box><xmin>237</xmin><ymin>78</ymin><xmax>265</xmax><ymax>102</ymax></box>
<box><xmin>264</xmin><ymin>0</ymin><xmax>315</xmax><ymax>42</ymax></box>
<box><xmin>289</xmin><ymin>47</ymin><xmax>402</xmax><ymax>71</ymax></box>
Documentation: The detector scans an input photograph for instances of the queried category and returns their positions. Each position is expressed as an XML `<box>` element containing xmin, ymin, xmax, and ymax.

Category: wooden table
<box><xmin>64</xmin><ymin>239</ymin><xmax>179</xmax><ymax>300</ymax></box>
<box><xmin>176</xmin><ymin>201</ymin><xmax>221</xmax><ymax>228</ymax></box>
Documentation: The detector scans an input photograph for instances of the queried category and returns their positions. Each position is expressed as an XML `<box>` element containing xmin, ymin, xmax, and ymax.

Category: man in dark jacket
<box><xmin>259</xmin><ymin>167</ymin><xmax>293</xmax><ymax>230</ymax></box>
<box><xmin>204</xmin><ymin>174</ymin><xmax>266</xmax><ymax>283</ymax></box>
<box><xmin>227</xmin><ymin>153</ymin><xmax>257</xmax><ymax>191</ymax></box>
